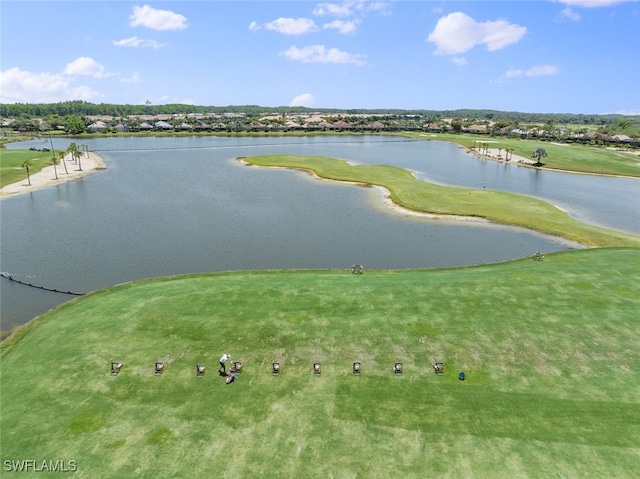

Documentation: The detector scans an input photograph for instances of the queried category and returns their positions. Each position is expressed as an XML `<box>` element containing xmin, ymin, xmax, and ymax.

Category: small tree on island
<box><xmin>531</xmin><ymin>147</ymin><xmax>548</xmax><ymax>166</ymax></box>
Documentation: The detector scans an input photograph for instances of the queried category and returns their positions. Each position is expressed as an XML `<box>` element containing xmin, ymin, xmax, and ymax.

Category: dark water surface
<box><xmin>2</xmin><ymin>136</ymin><xmax>636</xmax><ymax>331</ymax></box>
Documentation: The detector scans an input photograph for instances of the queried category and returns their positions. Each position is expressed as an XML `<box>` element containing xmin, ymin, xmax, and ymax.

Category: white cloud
<box><xmin>323</xmin><ymin>19</ymin><xmax>359</xmax><ymax>34</ymax></box>
<box><xmin>556</xmin><ymin>8</ymin><xmax>582</xmax><ymax>21</ymax></box>
<box><xmin>313</xmin><ymin>2</ymin><xmax>354</xmax><ymax>17</ymax></box>
<box><xmin>280</xmin><ymin>45</ymin><xmax>367</xmax><ymax>65</ymax></box>
<box><xmin>451</xmin><ymin>56</ymin><xmax>468</xmax><ymax>66</ymax></box>
<box><xmin>63</xmin><ymin>57</ymin><xmax>111</xmax><ymax>78</ymax></box>
<box><xmin>427</xmin><ymin>12</ymin><xmax>527</xmax><ymax>55</ymax></box>
<box><xmin>313</xmin><ymin>1</ymin><xmax>392</xmax><ymax>17</ymax></box>
<box><xmin>290</xmin><ymin>93</ymin><xmax>315</xmax><ymax>107</ymax></box>
<box><xmin>121</xmin><ymin>73</ymin><xmax>141</xmax><ymax>84</ymax></box>
<box><xmin>357</xmin><ymin>1</ymin><xmax>393</xmax><ymax>16</ymax></box>
<box><xmin>557</xmin><ymin>0</ymin><xmax>636</xmax><ymax>7</ymax></box>
<box><xmin>0</xmin><ymin>67</ymin><xmax>102</xmax><ymax>103</ymax></box>
<box><xmin>129</xmin><ymin>4</ymin><xmax>187</xmax><ymax>31</ymax></box>
<box><xmin>503</xmin><ymin>64</ymin><xmax>560</xmax><ymax>79</ymax></box>
<box><xmin>113</xmin><ymin>36</ymin><xmax>165</xmax><ymax>48</ymax></box>
<box><xmin>250</xmin><ymin>18</ymin><xmax>318</xmax><ymax>35</ymax></box>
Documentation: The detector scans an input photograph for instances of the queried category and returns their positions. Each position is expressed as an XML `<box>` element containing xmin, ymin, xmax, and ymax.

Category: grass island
<box><xmin>240</xmin><ymin>154</ymin><xmax>640</xmax><ymax>248</ymax></box>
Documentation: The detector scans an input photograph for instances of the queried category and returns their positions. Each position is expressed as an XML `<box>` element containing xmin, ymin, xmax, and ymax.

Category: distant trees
<box><xmin>65</xmin><ymin>115</ymin><xmax>86</xmax><ymax>134</ymax></box>
<box><xmin>1</xmin><ymin>101</ymin><xmax>638</xmax><ymax>141</ymax></box>
<box><xmin>599</xmin><ymin>118</ymin><xmax>640</xmax><ymax>138</ymax></box>
<box><xmin>9</xmin><ymin>118</ymin><xmax>40</xmax><ymax>132</ymax></box>
<box><xmin>2</xmin><ymin>101</ymin><xmax>632</xmax><ymax>130</ymax></box>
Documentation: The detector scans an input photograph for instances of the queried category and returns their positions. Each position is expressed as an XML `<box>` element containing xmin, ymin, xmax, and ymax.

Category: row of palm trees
<box><xmin>21</xmin><ymin>142</ymin><xmax>88</xmax><ymax>186</ymax></box>
<box><xmin>473</xmin><ymin>141</ymin><xmax>548</xmax><ymax>164</ymax></box>
<box><xmin>473</xmin><ymin>141</ymin><xmax>516</xmax><ymax>161</ymax></box>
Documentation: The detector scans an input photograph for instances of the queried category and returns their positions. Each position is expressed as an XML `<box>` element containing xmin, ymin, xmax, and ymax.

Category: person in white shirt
<box><xmin>219</xmin><ymin>354</ymin><xmax>230</xmax><ymax>373</ymax></box>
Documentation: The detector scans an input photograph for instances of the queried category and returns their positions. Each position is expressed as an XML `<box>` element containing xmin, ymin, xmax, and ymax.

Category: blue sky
<box><xmin>1</xmin><ymin>1</ymin><xmax>639</xmax><ymax>114</ymax></box>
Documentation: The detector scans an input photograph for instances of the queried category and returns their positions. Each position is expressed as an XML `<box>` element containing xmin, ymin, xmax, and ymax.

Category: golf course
<box><xmin>1</xmin><ymin>144</ymin><xmax>639</xmax><ymax>478</ymax></box>
<box><xmin>1</xmin><ymin>247</ymin><xmax>639</xmax><ymax>478</ymax></box>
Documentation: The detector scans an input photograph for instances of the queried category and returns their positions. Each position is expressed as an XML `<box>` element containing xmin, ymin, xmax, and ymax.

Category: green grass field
<box><xmin>243</xmin><ymin>154</ymin><xmax>640</xmax><ymax>248</ymax></box>
<box><xmin>401</xmin><ymin>132</ymin><xmax>640</xmax><ymax>178</ymax></box>
<box><xmin>0</xmin><ymin>149</ymin><xmax>56</xmax><ymax>188</ymax></box>
<box><xmin>1</xmin><ymin>249</ymin><xmax>639</xmax><ymax>478</ymax></box>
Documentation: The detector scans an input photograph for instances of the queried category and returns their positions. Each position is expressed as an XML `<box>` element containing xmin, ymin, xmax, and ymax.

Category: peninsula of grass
<box><xmin>242</xmin><ymin>154</ymin><xmax>640</xmax><ymax>248</ymax></box>
<box><xmin>1</xmin><ymin>248</ymin><xmax>639</xmax><ymax>478</ymax></box>
<box><xmin>400</xmin><ymin>132</ymin><xmax>640</xmax><ymax>178</ymax></box>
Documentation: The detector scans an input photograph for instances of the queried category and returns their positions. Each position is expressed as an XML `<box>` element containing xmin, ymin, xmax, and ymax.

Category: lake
<box><xmin>2</xmin><ymin>135</ymin><xmax>637</xmax><ymax>332</ymax></box>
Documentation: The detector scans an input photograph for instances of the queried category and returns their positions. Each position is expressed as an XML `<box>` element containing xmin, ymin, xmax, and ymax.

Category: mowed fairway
<box><xmin>1</xmin><ymin>249</ymin><xmax>639</xmax><ymax>478</ymax></box>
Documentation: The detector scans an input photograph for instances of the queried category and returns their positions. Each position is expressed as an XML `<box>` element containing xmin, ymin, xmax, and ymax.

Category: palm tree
<box><xmin>77</xmin><ymin>146</ymin><xmax>83</xmax><ymax>171</ymax></box>
<box><xmin>504</xmin><ymin>147</ymin><xmax>513</xmax><ymax>161</ymax></box>
<box><xmin>59</xmin><ymin>151</ymin><xmax>68</xmax><ymax>174</ymax></box>
<box><xmin>51</xmin><ymin>155</ymin><xmax>59</xmax><ymax>180</ymax></box>
<box><xmin>21</xmin><ymin>160</ymin><xmax>32</xmax><ymax>185</ymax></box>
<box><xmin>67</xmin><ymin>143</ymin><xmax>82</xmax><ymax>171</ymax></box>
<box><xmin>531</xmin><ymin>147</ymin><xmax>548</xmax><ymax>166</ymax></box>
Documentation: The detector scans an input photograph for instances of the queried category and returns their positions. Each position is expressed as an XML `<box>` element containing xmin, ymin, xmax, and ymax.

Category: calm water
<box><xmin>2</xmin><ymin>136</ymin><xmax>637</xmax><ymax>331</ymax></box>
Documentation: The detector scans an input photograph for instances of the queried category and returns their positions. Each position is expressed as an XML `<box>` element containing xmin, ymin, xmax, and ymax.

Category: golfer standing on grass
<box><xmin>219</xmin><ymin>353</ymin><xmax>230</xmax><ymax>374</ymax></box>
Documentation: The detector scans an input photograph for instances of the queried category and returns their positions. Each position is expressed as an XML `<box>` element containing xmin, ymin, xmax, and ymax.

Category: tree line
<box><xmin>1</xmin><ymin>101</ymin><xmax>635</xmax><ymax>126</ymax></box>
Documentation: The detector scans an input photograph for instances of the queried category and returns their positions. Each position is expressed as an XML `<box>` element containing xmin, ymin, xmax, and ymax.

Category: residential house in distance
<box><xmin>154</xmin><ymin>120</ymin><xmax>173</xmax><ymax>130</ymax></box>
<box><xmin>464</xmin><ymin>124</ymin><xmax>487</xmax><ymax>134</ymax></box>
<box><xmin>88</xmin><ymin>120</ymin><xmax>107</xmax><ymax>133</ymax></box>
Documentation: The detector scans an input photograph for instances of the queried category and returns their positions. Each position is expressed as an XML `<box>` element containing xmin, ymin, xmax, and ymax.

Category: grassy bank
<box><xmin>1</xmin><ymin>248</ymin><xmax>639</xmax><ymax>478</ymax></box>
<box><xmin>400</xmin><ymin>132</ymin><xmax>640</xmax><ymax>178</ymax></box>
<box><xmin>0</xmin><ymin>149</ymin><xmax>55</xmax><ymax>188</ymax></box>
<box><xmin>243</xmin><ymin>154</ymin><xmax>640</xmax><ymax>248</ymax></box>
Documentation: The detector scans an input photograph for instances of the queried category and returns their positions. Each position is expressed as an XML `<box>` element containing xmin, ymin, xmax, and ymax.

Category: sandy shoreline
<box><xmin>467</xmin><ymin>147</ymin><xmax>537</xmax><ymax>166</ymax></box>
<box><xmin>373</xmin><ymin>186</ymin><xmax>490</xmax><ymax>222</ymax></box>
<box><xmin>238</xmin><ymin>157</ymin><xmax>491</xmax><ymax>223</ymax></box>
<box><xmin>0</xmin><ymin>152</ymin><xmax>105</xmax><ymax>199</ymax></box>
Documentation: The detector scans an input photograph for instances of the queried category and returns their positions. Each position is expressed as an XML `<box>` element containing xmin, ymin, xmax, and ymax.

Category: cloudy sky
<box><xmin>1</xmin><ymin>0</ymin><xmax>638</xmax><ymax>114</ymax></box>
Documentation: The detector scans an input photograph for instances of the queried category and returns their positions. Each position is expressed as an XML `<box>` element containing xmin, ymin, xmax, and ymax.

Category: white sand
<box><xmin>238</xmin><ymin>157</ymin><xmax>491</xmax><ymax>223</ymax></box>
<box><xmin>470</xmin><ymin>148</ymin><xmax>536</xmax><ymax>165</ymax></box>
<box><xmin>1</xmin><ymin>152</ymin><xmax>105</xmax><ymax>199</ymax></box>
